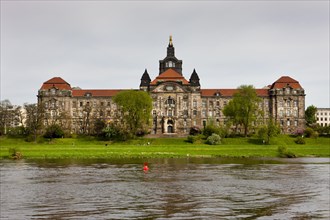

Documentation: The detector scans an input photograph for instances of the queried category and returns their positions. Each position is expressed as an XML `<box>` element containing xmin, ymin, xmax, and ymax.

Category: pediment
<box><xmin>151</xmin><ymin>83</ymin><xmax>187</xmax><ymax>93</ymax></box>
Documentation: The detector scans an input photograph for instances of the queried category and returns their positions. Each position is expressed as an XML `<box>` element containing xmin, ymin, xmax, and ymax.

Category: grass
<box><xmin>0</xmin><ymin>136</ymin><xmax>329</xmax><ymax>160</ymax></box>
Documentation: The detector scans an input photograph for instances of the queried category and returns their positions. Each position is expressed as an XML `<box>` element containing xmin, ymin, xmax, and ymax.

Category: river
<box><xmin>1</xmin><ymin>157</ymin><xmax>329</xmax><ymax>219</ymax></box>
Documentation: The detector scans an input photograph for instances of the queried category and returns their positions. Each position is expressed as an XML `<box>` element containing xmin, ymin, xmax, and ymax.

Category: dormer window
<box><xmin>166</xmin><ymin>61</ymin><xmax>175</xmax><ymax>68</ymax></box>
<box><xmin>285</xmin><ymin>87</ymin><xmax>290</xmax><ymax>94</ymax></box>
<box><xmin>85</xmin><ymin>93</ymin><xmax>92</xmax><ymax>97</ymax></box>
<box><xmin>50</xmin><ymin>88</ymin><xmax>56</xmax><ymax>95</ymax></box>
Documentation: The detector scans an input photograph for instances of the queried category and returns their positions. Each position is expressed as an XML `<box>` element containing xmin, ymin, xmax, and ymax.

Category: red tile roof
<box><xmin>150</xmin><ymin>69</ymin><xmax>189</xmax><ymax>85</ymax></box>
<box><xmin>72</xmin><ymin>89</ymin><xmax>130</xmax><ymax>97</ymax></box>
<box><xmin>40</xmin><ymin>77</ymin><xmax>72</xmax><ymax>90</ymax></box>
<box><xmin>201</xmin><ymin>89</ymin><xmax>269</xmax><ymax>97</ymax></box>
<box><xmin>270</xmin><ymin>76</ymin><xmax>302</xmax><ymax>89</ymax></box>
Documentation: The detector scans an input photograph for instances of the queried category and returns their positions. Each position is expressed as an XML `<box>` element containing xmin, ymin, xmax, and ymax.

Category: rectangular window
<box><xmin>202</xmin><ymin>110</ymin><xmax>206</xmax><ymax>117</ymax></box>
<box><xmin>107</xmin><ymin>102</ymin><xmax>111</xmax><ymax>106</ymax></box>
<box><xmin>202</xmin><ymin>100</ymin><xmax>206</xmax><ymax>108</ymax></box>
<box><xmin>80</xmin><ymin>102</ymin><xmax>83</xmax><ymax>107</ymax></box>
<box><xmin>193</xmin><ymin>100</ymin><xmax>197</xmax><ymax>108</ymax></box>
<box><xmin>107</xmin><ymin>111</ymin><xmax>111</xmax><ymax>116</ymax></box>
<box><xmin>216</xmin><ymin>101</ymin><xmax>220</xmax><ymax>107</ymax></box>
<box><xmin>294</xmin><ymin>120</ymin><xmax>298</xmax><ymax>126</ymax></box>
<box><xmin>287</xmin><ymin>120</ymin><xmax>291</xmax><ymax>126</ymax></box>
<box><xmin>193</xmin><ymin>110</ymin><xmax>197</xmax><ymax>116</ymax></box>
<box><xmin>293</xmin><ymin>100</ymin><xmax>298</xmax><ymax>107</ymax></box>
<box><xmin>101</xmin><ymin>102</ymin><xmax>104</xmax><ymax>106</ymax></box>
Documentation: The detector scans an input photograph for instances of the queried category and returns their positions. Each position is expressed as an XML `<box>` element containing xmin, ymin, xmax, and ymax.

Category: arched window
<box><xmin>165</xmin><ymin>96</ymin><xmax>175</xmax><ymax>105</ymax></box>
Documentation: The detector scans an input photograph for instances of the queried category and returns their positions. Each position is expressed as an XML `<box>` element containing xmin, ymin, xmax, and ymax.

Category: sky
<box><xmin>1</xmin><ymin>1</ymin><xmax>329</xmax><ymax>108</ymax></box>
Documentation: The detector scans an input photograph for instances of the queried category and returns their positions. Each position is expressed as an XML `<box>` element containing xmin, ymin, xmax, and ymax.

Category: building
<box><xmin>37</xmin><ymin>37</ymin><xmax>306</xmax><ymax>135</ymax></box>
<box><xmin>316</xmin><ymin>108</ymin><xmax>330</xmax><ymax>127</ymax></box>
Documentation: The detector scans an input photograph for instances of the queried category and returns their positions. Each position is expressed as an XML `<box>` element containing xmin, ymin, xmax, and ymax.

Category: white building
<box><xmin>316</xmin><ymin>108</ymin><xmax>330</xmax><ymax>127</ymax></box>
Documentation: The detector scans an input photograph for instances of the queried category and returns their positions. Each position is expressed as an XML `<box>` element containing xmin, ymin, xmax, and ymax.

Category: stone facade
<box><xmin>37</xmin><ymin>37</ymin><xmax>306</xmax><ymax>135</ymax></box>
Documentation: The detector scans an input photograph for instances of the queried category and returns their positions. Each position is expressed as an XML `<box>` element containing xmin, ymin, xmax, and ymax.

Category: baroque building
<box><xmin>38</xmin><ymin>37</ymin><xmax>306</xmax><ymax>135</ymax></box>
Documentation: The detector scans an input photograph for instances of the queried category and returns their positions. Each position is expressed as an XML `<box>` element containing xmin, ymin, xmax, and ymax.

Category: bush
<box><xmin>295</xmin><ymin>136</ymin><xmax>306</xmax><ymax>145</ymax></box>
<box><xmin>206</xmin><ymin>133</ymin><xmax>221</xmax><ymax>145</ymax></box>
<box><xmin>44</xmin><ymin>124</ymin><xmax>64</xmax><ymax>139</ymax></box>
<box><xmin>203</xmin><ymin>125</ymin><xmax>220</xmax><ymax>138</ymax></box>
<box><xmin>304</xmin><ymin>127</ymin><xmax>314</xmax><ymax>138</ymax></box>
<box><xmin>187</xmin><ymin>134</ymin><xmax>204</xmax><ymax>144</ymax></box>
<box><xmin>278</xmin><ymin>146</ymin><xmax>296</xmax><ymax>158</ymax></box>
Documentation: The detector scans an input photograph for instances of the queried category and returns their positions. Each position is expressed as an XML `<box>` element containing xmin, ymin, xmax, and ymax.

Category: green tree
<box><xmin>44</xmin><ymin>124</ymin><xmax>64</xmax><ymax>139</ymax></box>
<box><xmin>223</xmin><ymin>85</ymin><xmax>261</xmax><ymax>136</ymax></box>
<box><xmin>24</xmin><ymin>103</ymin><xmax>44</xmax><ymax>142</ymax></box>
<box><xmin>113</xmin><ymin>90</ymin><xmax>152</xmax><ymax>138</ymax></box>
<box><xmin>258</xmin><ymin>119</ymin><xmax>281</xmax><ymax>144</ymax></box>
<box><xmin>305</xmin><ymin>105</ymin><xmax>317</xmax><ymax>126</ymax></box>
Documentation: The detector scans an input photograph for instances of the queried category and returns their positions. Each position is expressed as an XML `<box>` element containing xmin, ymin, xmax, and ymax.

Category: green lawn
<box><xmin>0</xmin><ymin>136</ymin><xmax>329</xmax><ymax>159</ymax></box>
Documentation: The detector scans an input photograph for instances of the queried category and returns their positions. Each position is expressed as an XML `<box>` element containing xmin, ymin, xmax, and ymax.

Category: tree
<box><xmin>0</xmin><ymin>100</ymin><xmax>23</xmax><ymax>135</ymax></box>
<box><xmin>24</xmin><ymin>103</ymin><xmax>44</xmax><ymax>142</ymax></box>
<box><xmin>223</xmin><ymin>85</ymin><xmax>261</xmax><ymax>136</ymax></box>
<box><xmin>113</xmin><ymin>90</ymin><xmax>152</xmax><ymax>138</ymax></box>
<box><xmin>305</xmin><ymin>105</ymin><xmax>317</xmax><ymax>126</ymax></box>
<box><xmin>257</xmin><ymin>119</ymin><xmax>280</xmax><ymax>144</ymax></box>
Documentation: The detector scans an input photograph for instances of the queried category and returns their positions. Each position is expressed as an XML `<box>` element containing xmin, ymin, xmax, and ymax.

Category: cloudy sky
<box><xmin>1</xmin><ymin>1</ymin><xmax>329</xmax><ymax>108</ymax></box>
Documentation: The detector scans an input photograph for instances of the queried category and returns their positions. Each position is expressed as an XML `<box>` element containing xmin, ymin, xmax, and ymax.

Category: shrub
<box><xmin>304</xmin><ymin>127</ymin><xmax>314</xmax><ymax>138</ymax></box>
<box><xmin>44</xmin><ymin>124</ymin><xmax>64</xmax><ymax>139</ymax></box>
<box><xmin>203</xmin><ymin>125</ymin><xmax>220</xmax><ymax>138</ymax></box>
<box><xmin>8</xmin><ymin>147</ymin><xmax>23</xmax><ymax>160</ymax></box>
<box><xmin>206</xmin><ymin>133</ymin><xmax>221</xmax><ymax>145</ymax></box>
<box><xmin>187</xmin><ymin>134</ymin><xmax>204</xmax><ymax>144</ymax></box>
<box><xmin>295</xmin><ymin>136</ymin><xmax>306</xmax><ymax>144</ymax></box>
<box><xmin>278</xmin><ymin>146</ymin><xmax>296</xmax><ymax>158</ymax></box>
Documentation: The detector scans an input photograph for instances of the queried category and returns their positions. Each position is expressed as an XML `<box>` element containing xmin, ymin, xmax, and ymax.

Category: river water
<box><xmin>1</xmin><ymin>158</ymin><xmax>329</xmax><ymax>219</ymax></box>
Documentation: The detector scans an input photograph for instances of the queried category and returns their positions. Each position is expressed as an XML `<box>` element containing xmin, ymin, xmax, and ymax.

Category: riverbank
<box><xmin>0</xmin><ymin>136</ymin><xmax>329</xmax><ymax>159</ymax></box>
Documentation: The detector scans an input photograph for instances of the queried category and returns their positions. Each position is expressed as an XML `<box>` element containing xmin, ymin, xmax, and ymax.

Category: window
<box><xmin>286</xmin><ymin>109</ymin><xmax>291</xmax><ymax>116</ymax></box>
<box><xmin>107</xmin><ymin>111</ymin><xmax>111</xmax><ymax>116</ymax></box>
<box><xmin>286</xmin><ymin>100</ymin><xmax>291</xmax><ymax>107</ymax></box>
<box><xmin>286</xmin><ymin>88</ymin><xmax>290</xmax><ymax>94</ymax></box>
<box><xmin>193</xmin><ymin>110</ymin><xmax>197</xmax><ymax>116</ymax></box>
<box><xmin>73</xmin><ymin>101</ymin><xmax>77</xmax><ymax>108</ymax></box>
<box><xmin>101</xmin><ymin>102</ymin><xmax>104</xmax><ymax>106</ymax></box>
<box><xmin>107</xmin><ymin>102</ymin><xmax>111</xmax><ymax>106</ymax></box>
<box><xmin>167</xmin><ymin>109</ymin><xmax>173</xmax><ymax>117</ymax></box>
<box><xmin>279</xmin><ymin>100</ymin><xmax>283</xmax><ymax>107</ymax></box>
<box><xmin>183</xmin><ymin>110</ymin><xmax>188</xmax><ymax>116</ymax></box>
<box><xmin>165</xmin><ymin>97</ymin><xmax>175</xmax><ymax>105</ymax></box>
<box><xmin>153</xmin><ymin>110</ymin><xmax>157</xmax><ymax>117</ymax></box>
<box><xmin>202</xmin><ymin>110</ymin><xmax>206</xmax><ymax>117</ymax></box>
<box><xmin>209</xmin><ymin>110</ymin><xmax>213</xmax><ymax>117</ymax></box>
<box><xmin>80</xmin><ymin>102</ymin><xmax>83</xmax><ymax>107</ymax></box>
<box><xmin>287</xmin><ymin>119</ymin><xmax>291</xmax><ymax>126</ymax></box>
<box><xmin>279</xmin><ymin>109</ymin><xmax>284</xmax><ymax>117</ymax></box>
<box><xmin>216</xmin><ymin>101</ymin><xmax>220</xmax><ymax>107</ymax></box>
<box><xmin>209</xmin><ymin>101</ymin><xmax>213</xmax><ymax>108</ymax></box>
<box><xmin>193</xmin><ymin>100</ymin><xmax>197</xmax><ymax>108</ymax></box>
<box><xmin>51</xmin><ymin>88</ymin><xmax>56</xmax><ymax>95</ymax></box>
<box><xmin>293</xmin><ymin>100</ymin><xmax>298</xmax><ymax>107</ymax></box>
<box><xmin>294</xmin><ymin>120</ymin><xmax>298</xmax><ymax>126</ymax></box>
<box><xmin>202</xmin><ymin>100</ymin><xmax>206</xmax><ymax>108</ymax></box>
<box><xmin>100</xmin><ymin>111</ymin><xmax>104</xmax><ymax>117</ymax></box>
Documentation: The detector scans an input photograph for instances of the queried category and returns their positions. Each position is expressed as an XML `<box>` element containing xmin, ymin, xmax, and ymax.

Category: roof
<box><xmin>150</xmin><ymin>69</ymin><xmax>189</xmax><ymax>85</ymax></box>
<box><xmin>270</xmin><ymin>76</ymin><xmax>302</xmax><ymax>89</ymax></box>
<box><xmin>40</xmin><ymin>77</ymin><xmax>71</xmax><ymax>90</ymax></box>
<box><xmin>72</xmin><ymin>89</ymin><xmax>128</xmax><ymax>97</ymax></box>
<box><xmin>201</xmin><ymin>89</ymin><xmax>269</xmax><ymax>97</ymax></box>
